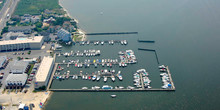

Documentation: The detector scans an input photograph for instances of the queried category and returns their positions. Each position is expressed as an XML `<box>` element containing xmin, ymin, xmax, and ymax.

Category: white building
<box><xmin>0</xmin><ymin>36</ymin><xmax>44</xmax><ymax>52</ymax></box>
<box><xmin>5</xmin><ymin>73</ymin><xmax>28</xmax><ymax>88</ymax></box>
<box><xmin>35</xmin><ymin>56</ymin><xmax>54</xmax><ymax>89</ymax></box>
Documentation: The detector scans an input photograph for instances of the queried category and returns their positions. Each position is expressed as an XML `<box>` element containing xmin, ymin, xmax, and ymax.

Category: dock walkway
<box><xmin>166</xmin><ymin>66</ymin><xmax>175</xmax><ymax>89</ymax></box>
<box><xmin>47</xmin><ymin>63</ymin><xmax>58</xmax><ymax>91</ymax></box>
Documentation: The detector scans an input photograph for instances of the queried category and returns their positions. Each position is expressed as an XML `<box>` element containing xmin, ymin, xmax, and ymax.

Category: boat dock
<box><xmin>49</xmin><ymin>88</ymin><xmax>175</xmax><ymax>92</ymax></box>
<box><xmin>139</xmin><ymin>73</ymin><xmax>144</xmax><ymax>89</ymax></box>
<box><xmin>166</xmin><ymin>66</ymin><xmax>175</xmax><ymax>89</ymax></box>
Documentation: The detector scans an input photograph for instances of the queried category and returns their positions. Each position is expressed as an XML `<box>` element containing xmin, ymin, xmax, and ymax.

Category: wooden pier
<box><xmin>140</xmin><ymin>73</ymin><xmax>144</xmax><ymax>89</ymax></box>
<box><xmin>166</xmin><ymin>66</ymin><xmax>175</xmax><ymax>90</ymax></box>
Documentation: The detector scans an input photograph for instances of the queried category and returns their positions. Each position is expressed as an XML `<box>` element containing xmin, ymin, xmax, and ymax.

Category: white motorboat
<box><xmin>82</xmin><ymin>87</ymin><xmax>88</xmax><ymax>90</ymax></box>
<box><xmin>111</xmin><ymin>76</ymin><xmax>115</xmax><ymax>82</ymax></box>
<box><xmin>118</xmin><ymin>75</ymin><xmax>123</xmax><ymax>81</ymax></box>
<box><xmin>111</xmin><ymin>95</ymin><xmax>117</xmax><ymax>98</ymax></box>
<box><xmin>92</xmin><ymin>75</ymin><xmax>97</xmax><ymax>81</ymax></box>
<box><xmin>96</xmin><ymin>75</ymin><xmax>101</xmax><ymax>81</ymax></box>
<box><xmin>104</xmin><ymin>76</ymin><xmax>107</xmax><ymax>82</ymax></box>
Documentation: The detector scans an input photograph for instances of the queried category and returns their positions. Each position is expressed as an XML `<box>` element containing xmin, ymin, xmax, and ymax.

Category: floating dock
<box><xmin>137</xmin><ymin>39</ymin><xmax>155</xmax><ymax>43</ymax></box>
<box><xmin>166</xmin><ymin>66</ymin><xmax>175</xmax><ymax>89</ymax></box>
<box><xmin>138</xmin><ymin>48</ymin><xmax>160</xmax><ymax>64</ymax></box>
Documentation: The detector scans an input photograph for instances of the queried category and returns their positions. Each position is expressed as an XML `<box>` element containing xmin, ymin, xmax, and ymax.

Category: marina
<box><xmin>49</xmin><ymin>40</ymin><xmax>175</xmax><ymax>92</ymax></box>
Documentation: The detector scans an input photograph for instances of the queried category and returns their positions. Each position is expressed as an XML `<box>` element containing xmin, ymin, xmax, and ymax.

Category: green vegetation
<box><xmin>34</xmin><ymin>22</ymin><xmax>43</xmax><ymax>32</ymax></box>
<box><xmin>52</xmin><ymin>17</ymin><xmax>71</xmax><ymax>25</ymax></box>
<box><xmin>27</xmin><ymin>64</ymin><xmax>34</xmax><ymax>75</ymax></box>
<box><xmin>14</xmin><ymin>0</ymin><xmax>61</xmax><ymax>15</ymax></box>
<box><xmin>0</xmin><ymin>0</ymin><xmax>6</xmax><ymax>10</ymax></box>
<box><xmin>28</xmin><ymin>50</ymin><xmax>31</xmax><ymax>55</ymax></box>
<box><xmin>1</xmin><ymin>26</ymin><xmax>8</xmax><ymax>35</ymax></box>
<box><xmin>73</xmin><ymin>35</ymin><xmax>82</xmax><ymax>41</ymax></box>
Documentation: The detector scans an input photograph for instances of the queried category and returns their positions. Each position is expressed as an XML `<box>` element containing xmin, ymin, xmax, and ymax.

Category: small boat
<box><xmin>111</xmin><ymin>76</ymin><xmax>115</xmax><ymax>82</ymax></box>
<box><xmin>92</xmin><ymin>75</ymin><xmax>97</xmax><ymax>81</ymax></box>
<box><xmin>75</xmin><ymin>75</ymin><xmax>78</xmax><ymax>80</ymax></box>
<box><xmin>96</xmin><ymin>75</ymin><xmax>101</xmax><ymax>81</ymax></box>
<box><xmin>118</xmin><ymin>75</ymin><xmax>123</xmax><ymax>81</ymax></box>
<box><xmin>104</xmin><ymin>76</ymin><xmax>107</xmax><ymax>82</ymax></box>
<box><xmin>101</xmin><ymin>41</ymin><xmax>104</xmax><ymax>45</ymax></box>
<box><xmin>111</xmin><ymin>95</ymin><xmax>117</xmax><ymax>98</ymax></box>
<box><xmin>82</xmin><ymin>87</ymin><xmax>88</xmax><ymax>90</ymax></box>
<box><xmin>102</xmin><ymin>85</ymin><xmax>113</xmax><ymax>89</ymax></box>
<box><xmin>119</xmin><ymin>86</ymin><xmax>124</xmax><ymax>89</ymax></box>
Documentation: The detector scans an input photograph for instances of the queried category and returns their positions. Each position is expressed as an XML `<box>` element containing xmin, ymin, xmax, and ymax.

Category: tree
<box><xmin>1</xmin><ymin>26</ymin><xmax>8</xmax><ymax>35</ymax></box>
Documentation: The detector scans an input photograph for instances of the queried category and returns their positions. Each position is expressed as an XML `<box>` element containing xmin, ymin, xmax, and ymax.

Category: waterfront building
<box><xmin>57</xmin><ymin>28</ymin><xmax>72</xmax><ymax>42</ymax></box>
<box><xmin>0</xmin><ymin>36</ymin><xmax>44</xmax><ymax>52</ymax></box>
<box><xmin>35</xmin><ymin>56</ymin><xmax>54</xmax><ymax>89</ymax></box>
<box><xmin>5</xmin><ymin>73</ymin><xmax>28</xmax><ymax>89</ymax></box>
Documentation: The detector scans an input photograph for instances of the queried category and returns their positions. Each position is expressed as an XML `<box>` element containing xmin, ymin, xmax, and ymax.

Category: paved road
<box><xmin>0</xmin><ymin>0</ymin><xmax>19</xmax><ymax>34</ymax></box>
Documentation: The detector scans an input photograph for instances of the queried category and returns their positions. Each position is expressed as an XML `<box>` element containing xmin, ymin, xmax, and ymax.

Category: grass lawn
<box><xmin>27</xmin><ymin>63</ymin><xmax>34</xmax><ymax>75</ymax></box>
<box><xmin>14</xmin><ymin>0</ymin><xmax>61</xmax><ymax>15</ymax></box>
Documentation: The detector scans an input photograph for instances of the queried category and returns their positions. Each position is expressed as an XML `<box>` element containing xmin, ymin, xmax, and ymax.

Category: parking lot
<box><xmin>0</xmin><ymin>43</ymin><xmax>52</xmax><ymax>94</ymax></box>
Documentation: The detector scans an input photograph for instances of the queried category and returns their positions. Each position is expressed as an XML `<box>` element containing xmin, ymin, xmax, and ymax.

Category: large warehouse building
<box><xmin>0</xmin><ymin>36</ymin><xmax>44</xmax><ymax>52</ymax></box>
<box><xmin>35</xmin><ymin>56</ymin><xmax>54</xmax><ymax>89</ymax></box>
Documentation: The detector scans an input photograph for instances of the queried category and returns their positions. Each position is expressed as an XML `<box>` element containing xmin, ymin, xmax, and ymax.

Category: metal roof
<box><xmin>5</xmin><ymin>74</ymin><xmax>27</xmax><ymax>86</ymax></box>
<box><xmin>35</xmin><ymin>56</ymin><xmax>54</xmax><ymax>82</ymax></box>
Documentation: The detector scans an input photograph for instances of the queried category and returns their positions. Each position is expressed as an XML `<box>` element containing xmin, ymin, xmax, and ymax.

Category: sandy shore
<box><xmin>0</xmin><ymin>91</ymin><xmax>52</xmax><ymax>110</ymax></box>
<box><xmin>59</xmin><ymin>0</ymin><xmax>86</xmax><ymax>41</ymax></box>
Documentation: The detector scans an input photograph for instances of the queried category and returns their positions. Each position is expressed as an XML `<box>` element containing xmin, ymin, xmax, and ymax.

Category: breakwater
<box><xmin>85</xmin><ymin>32</ymin><xmax>138</xmax><ymax>35</ymax></box>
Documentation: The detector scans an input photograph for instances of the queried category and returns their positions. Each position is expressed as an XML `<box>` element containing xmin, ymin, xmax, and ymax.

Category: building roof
<box><xmin>0</xmin><ymin>36</ymin><xmax>43</xmax><ymax>45</ymax></box>
<box><xmin>10</xmin><ymin>60</ymin><xmax>29</xmax><ymax>74</ymax></box>
<box><xmin>5</xmin><ymin>74</ymin><xmax>27</xmax><ymax>85</ymax></box>
<box><xmin>35</xmin><ymin>56</ymin><xmax>54</xmax><ymax>82</ymax></box>
<box><xmin>8</xmin><ymin>26</ymin><xmax>33</xmax><ymax>31</ymax></box>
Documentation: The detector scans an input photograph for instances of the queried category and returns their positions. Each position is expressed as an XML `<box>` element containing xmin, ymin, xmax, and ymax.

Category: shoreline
<box><xmin>58</xmin><ymin>0</ymin><xmax>86</xmax><ymax>41</ymax></box>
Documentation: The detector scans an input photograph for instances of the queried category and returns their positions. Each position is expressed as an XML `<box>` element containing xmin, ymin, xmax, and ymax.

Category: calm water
<box><xmin>45</xmin><ymin>0</ymin><xmax>220</xmax><ymax>110</ymax></box>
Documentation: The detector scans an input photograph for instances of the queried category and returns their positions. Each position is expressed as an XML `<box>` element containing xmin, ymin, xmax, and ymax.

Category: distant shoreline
<box><xmin>58</xmin><ymin>0</ymin><xmax>86</xmax><ymax>41</ymax></box>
